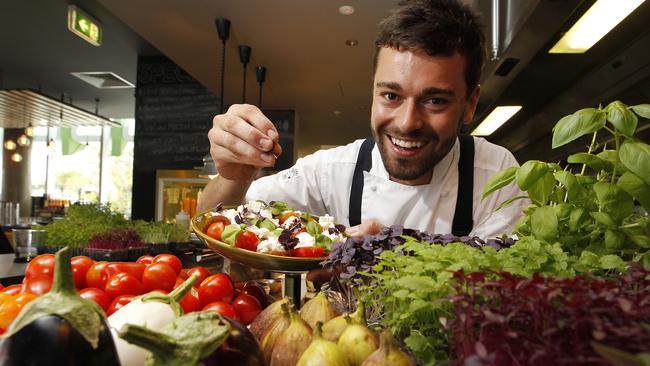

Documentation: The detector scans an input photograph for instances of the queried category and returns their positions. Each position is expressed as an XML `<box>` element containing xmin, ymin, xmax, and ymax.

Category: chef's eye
<box><xmin>381</xmin><ymin>92</ymin><xmax>400</xmax><ymax>102</ymax></box>
<box><xmin>426</xmin><ymin>97</ymin><xmax>447</xmax><ymax>106</ymax></box>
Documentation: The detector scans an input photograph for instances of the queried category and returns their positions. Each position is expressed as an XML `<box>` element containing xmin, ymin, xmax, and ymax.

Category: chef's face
<box><xmin>371</xmin><ymin>47</ymin><xmax>480</xmax><ymax>185</ymax></box>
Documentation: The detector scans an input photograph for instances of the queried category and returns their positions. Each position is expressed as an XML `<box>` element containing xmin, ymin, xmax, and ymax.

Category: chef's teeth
<box><xmin>390</xmin><ymin>137</ymin><xmax>425</xmax><ymax>148</ymax></box>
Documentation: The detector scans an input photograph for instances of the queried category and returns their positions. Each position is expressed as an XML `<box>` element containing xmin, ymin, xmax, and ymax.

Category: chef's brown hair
<box><xmin>373</xmin><ymin>0</ymin><xmax>486</xmax><ymax>98</ymax></box>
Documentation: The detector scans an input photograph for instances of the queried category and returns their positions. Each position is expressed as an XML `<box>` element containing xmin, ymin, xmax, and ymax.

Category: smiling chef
<box><xmin>198</xmin><ymin>0</ymin><xmax>526</xmax><ymax>240</ymax></box>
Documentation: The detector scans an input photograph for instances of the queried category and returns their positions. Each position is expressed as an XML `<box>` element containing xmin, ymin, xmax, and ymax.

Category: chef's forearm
<box><xmin>197</xmin><ymin>175</ymin><xmax>252</xmax><ymax>211</ymax></box>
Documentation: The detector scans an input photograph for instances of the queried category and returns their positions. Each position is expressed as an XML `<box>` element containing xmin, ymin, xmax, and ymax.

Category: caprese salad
<box><xmin>200</xmin><ymin>201</ymin><xmax>346</xmax><ymax>258</ymax></box>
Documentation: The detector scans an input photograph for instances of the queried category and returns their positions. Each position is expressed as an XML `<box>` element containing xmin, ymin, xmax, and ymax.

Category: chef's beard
<box><xmin>371</xmin><ymin>122</ymin><xmax>462</xmax><ymax>183</ymax></box>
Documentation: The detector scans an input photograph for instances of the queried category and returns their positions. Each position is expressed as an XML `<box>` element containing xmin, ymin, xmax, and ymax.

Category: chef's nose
<box><xmin>395</xmin><ymin>99</ymin><xmax>423</xmax><ymax>133</ymax></box>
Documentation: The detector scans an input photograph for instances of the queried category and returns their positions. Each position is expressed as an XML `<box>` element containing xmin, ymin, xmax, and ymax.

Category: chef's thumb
<box><xmin>345</xmin><ymin>219</ymin><xmax>384</xmax><ymax>238</ymax></box>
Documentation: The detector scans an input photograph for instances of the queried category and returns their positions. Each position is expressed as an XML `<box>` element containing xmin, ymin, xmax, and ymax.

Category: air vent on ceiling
<box><xmin>70</xmin><ymin>71</ymin><xmax>135</xmax><ymax>89</ymax></box>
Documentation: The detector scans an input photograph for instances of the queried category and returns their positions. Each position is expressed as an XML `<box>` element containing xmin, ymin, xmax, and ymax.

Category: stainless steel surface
<box><xmin>12</xmin><ymin>229</ymin><xmax>46</xmax><ymax>261</ymax></box>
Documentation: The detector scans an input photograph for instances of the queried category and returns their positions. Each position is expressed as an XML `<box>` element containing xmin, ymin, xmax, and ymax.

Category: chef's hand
<box><xmin>345</xmin><ymin>219</ymin><xmax>385</xmax><ymax>238</ymax></box>
<box><xmin>208</xmin><ymin>104</ymin><xmax>282</xmax><ymax>181</ymax></box>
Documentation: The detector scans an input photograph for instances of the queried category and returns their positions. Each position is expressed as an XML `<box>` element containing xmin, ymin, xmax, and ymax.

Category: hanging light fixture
<box><xmin>239</xmin><ymin>45</ymin><xmax>251</xmax><ymax>103</ymax></box>
<box><xmin>4</xmin><ymin>140</ymin><xmax>17</xmax><ymax>150</ymax></box>
<box><xmin>256</xmin><ymin>66</ymin><xmax>267</xmax><ymax>108</ymax></box>
<box><xmin>11</xmin><ymin>152</ymin><xmax>23</xmax><ymax>162</ymax></box>
<box><xmin>215</xmin><ymin>18</ymin><xmax>231</xmax><ymax>113</ymax></box>
<box><xmin>17</xmin><ymin>134</ymin><xmax>31</xmax><ymax>147</ymax></box>
<box><xmin>24</xmin><ymin>126</ymin><xmax>34</xmax><ymax>137</ymax></box>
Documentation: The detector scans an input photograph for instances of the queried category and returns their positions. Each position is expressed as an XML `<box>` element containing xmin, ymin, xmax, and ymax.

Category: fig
<box><xmin>300</xmin><ymin>292</ymin><xmax>338</xmax><ymax>329</ymax></box>
<box><xmin>270</xmin><ymin>309</ymin><xmax>312</xmax><ymax>366</ymax></box>
<box><xmin>260</xmin><ymin>303</ymin><xmax>292</xmax><ymax>364</ymax></box>
<box><xmin>250</xmin><ymin>297</ymin><xmax>290</xmax><ymax>341</ymax></box>
<box><xmin>337</xmin><ymin>320</ymin><xmax>378</xmax><ymax>366</ymax></box>
<box><xmin>360</xmin><ymin>330</ymin><xmax>416</xmax><ymax>366</ymax></box>
<box><xmin>297</xmin><ymin>322</ymin><xmax>349</xmax><ymax>366</ymax></box>
<box><xmin>322</xmin><ymin>300</ymin><xmax>364</xmax><ymax>342</ymax></box>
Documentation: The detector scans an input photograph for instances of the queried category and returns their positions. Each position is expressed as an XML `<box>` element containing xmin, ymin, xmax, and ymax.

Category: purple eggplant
<box><xmin>0</xmin><ymin>247</ymin><xmax>119</xmax><ymax>366</ymax></box>
<box><xmin>119</xmin><ymin>311</ymin><xmax>264</xmax><ymax>366</ymax></box>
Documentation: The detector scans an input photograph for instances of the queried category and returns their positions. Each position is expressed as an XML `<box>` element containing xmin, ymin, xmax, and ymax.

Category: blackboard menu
<box><xmin>131</xmin><ymin>56</ymin><xmax>295</xmax><ymax>220</ymax></box>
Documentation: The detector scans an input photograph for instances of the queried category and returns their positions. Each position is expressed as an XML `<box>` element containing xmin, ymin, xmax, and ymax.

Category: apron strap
<box><xmin>452</xmin><ymin>135</ymin><xmax>475</xmax><ymax>236</ymax></box>
<box><xmin>349</xmin><ymin>138</ymin><xmax>375</xmax><ymax>226</ymax></box>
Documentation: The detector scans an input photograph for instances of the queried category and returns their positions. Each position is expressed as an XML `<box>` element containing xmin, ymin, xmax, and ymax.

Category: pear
<box><xmin>270</xmin><ymin>310</ymin><xmax>312</xmax><ymax>366</ymax></box>
<box><xmin>360</xmin><ymin>330</ymin><xmax>416</xmax><ymax>366</ymax></box>
<box><xmin>300</xmin><ymin>292</ymin><xmax>339</xmax><ymax>330</ymax></box>
<box><xmin>297</xmin><ymin>322</ymin><xmax>349</xmax><ymax>366</ymax></box>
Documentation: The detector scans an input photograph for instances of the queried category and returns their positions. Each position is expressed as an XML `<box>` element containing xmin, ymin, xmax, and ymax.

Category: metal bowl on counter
<box><xmin>190</xmin><ymin>209</ymin><xmax>327</xmax><ymax>273</ymax></box>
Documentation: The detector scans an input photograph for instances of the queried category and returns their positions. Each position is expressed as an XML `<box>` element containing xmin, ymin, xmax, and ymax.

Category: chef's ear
<box><xmin>462</xmin><ymin>84</ymin><xmax>481</xmax><ymax>125</ymax></box>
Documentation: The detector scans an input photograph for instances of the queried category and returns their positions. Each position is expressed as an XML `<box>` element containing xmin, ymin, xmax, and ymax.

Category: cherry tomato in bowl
<box><xmin>291</xmin><ymin>246</ymin><xmax>326</xmax><ymax>258</ymax></box>
<box><xmin>234</xmin><ymin>231</ymin><xmax>260</xmax><ymax>252</ymax></box>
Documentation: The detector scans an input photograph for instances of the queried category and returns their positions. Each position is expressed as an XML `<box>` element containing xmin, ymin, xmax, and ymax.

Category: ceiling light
<box><xmin>4</xmin><ymin>140</ymin><xmax>17</xmax><ymax>150</ymax></box>
<box><xmin>25</xmin><ymin>126</ymin><xmax>34</xmax><ymax>137</ymax></box>
<box><xmin>11</xmin><ymin>153</ymin><xmax>23</xmax><ymax>163</ymax></box>
<box><xmin>70</xmin><ymin>71</ymin><xmax>135</xmax><ymax>89</ymax></box>
<box><xmin>345</xmin><ymin>39</ymin><xmax>358</xmax><ymax>46</ymax></box>
<box><xmin>17</xmin><ymin>135</ymin><xmax>30</xmax><ymax>147</ymax></box>
<box><xmin>339</xmin><ymin>5</ymin><xmax>354</xmax><ymax>15</ymax></box>
<box><xmin>471</xmin><ymin>106</ymin><xmax>522</xmax><ymax>136</ymax></box>
<box><xmin>549</xmin><ymin>0</ymin><xmax>645</xmax><ymax>54</ymax></box>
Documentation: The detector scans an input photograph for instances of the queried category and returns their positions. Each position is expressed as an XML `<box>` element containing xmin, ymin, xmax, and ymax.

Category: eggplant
<box><xmin>0</xmin><ymin>247</ymin><xmax>119</xmax><ymax>366</ymax></box>
<box><xmin>119</xmin><ymin>311</ymin><xmax>265</xmax><ymax>366</ymax></box>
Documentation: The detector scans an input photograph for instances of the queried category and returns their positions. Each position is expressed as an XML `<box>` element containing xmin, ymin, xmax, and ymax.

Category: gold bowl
<box><xmin>191</xmin><ymin>210</ymin><xmax>327</xmax><ymax>273</ymax></box>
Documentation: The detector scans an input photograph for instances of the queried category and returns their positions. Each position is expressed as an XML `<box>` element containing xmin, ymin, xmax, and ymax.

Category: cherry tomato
<box><xmin>291</xmin><ymin>246</ymin><xmax>326</xmax><ymax>258</ymax></box>
<box><xmin>153</xmin><ymin>254</ymin><xmax>182</xmax><ymax>275</ymax></box>
<box><xmin>102</xmin><ymin>262</ymin><xmax>146</xmax><ymax>283</ymax></box>
<box><xmin>186</xmin><ymin>266</ymin><xmax>211</xmax><ymax>286</ymax></box>
<box><xmin>79</xmin><ymin>287</ymin><xmax>112</xmax><ymax>313</ymax></box>
<box><xmin>70</xmin><ymin>256</ymin><xmax>94</xmax><ymax>289</ymax></box>
<box><xmin>204</xmin><ymin>215</ymin><xmax>231</xmax><ymax>232</ymax></box>
<box><xmin>198</xmin><ymin>273</ymin><xmax>234</xmax><ymax>306</ymax></box>
<box><xmin>1</xmin><ymin>284</ymin><xmax>23</xmax><ymax>295</ymax></box>
<box><xmin>23</xmin><ymin>275</ymin><xmax>52</xmax><ymax>295</ymax></box>
<box><xmin>178</xmin><ymin>268</ymin><xmax>189</xmax><ymax>280</ymax></box>
<box><xmin>177</xmin><ymin>285</ymin><xmax>201</xmax><ymax>314</ymax></box>
<box><xmin>107</xmin><ymin>294</ymin><xmax>135</xmax><ymax>316</ymax></box>
<box><xmin>206</xmin><ymin>222</ymin><xmax>226</xmax><ymax>241</ymax></box>
<box><xmin>25</xmin><ymin>254</ymin><xmax>55</xmax><ymax>279</ymax></box>
<box><xmin>86</xmin><ymin>261</ymin><xmax>110</xmax><ymax>289</ymax></box>
<box><xmin>0</xmin><ymin>293</ymin><xmax>37</xmax><ymax>331</ymax></box>
<box><xmin>0</xmin><ymin>284</ymin><xmax>4</xmax><ymax>291</ymax></box>
<box><xmin>202</xmin><ymin>301</ymin><xmax>239</xmax><ymax>321</ymax></box>
<box><xmin>104</xmin><ymin>272</ymin><xmax>145</xmax><ymax>299</ymax></box>
<box><xmin>235</xmin><ymin>231</ymin><xmax>260</xmax><ymax>252</ymax></box>
<box><xmin>142</xmin><ymin>262</ymin><xmax>177</xmax><ymax>292</ymax></box>
<box><xmin>233</xmin><ymin>282</ymin><xmax>245</xmax><ymax>297</ymax></box>
<box><xmin>279</xmin><ymin>211</ymin><xmax>300</xmax><ymax>225</ymax></box>
<box><xmin>136</xmin><ymin>255</ymin><xmax>154</xmax><ymax>266</ymax></box>
<box><xmin>232</xmin><ymin>294</ymin><xmax>262</xmax><ymax>325</ymax></box>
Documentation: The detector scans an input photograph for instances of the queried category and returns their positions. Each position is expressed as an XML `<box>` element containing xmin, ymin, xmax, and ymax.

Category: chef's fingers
<box><xmin>214</xmin><ymin>112</ymin><xmax>275</xmax><ymax>154</ymax></box>
<box><xmin>211</xmin><ymin>129</ymin><xmax>276</xmax><ymax>167</ymax></box>
<box><xmin>227</xmin><ymin>104</ymin><xmax>280</xmax><ymax>143</ymax></box>
<box><xmin>345</xmin><ymin>219</ymin><xmax>385</xmax><ymax>238</ymax></box>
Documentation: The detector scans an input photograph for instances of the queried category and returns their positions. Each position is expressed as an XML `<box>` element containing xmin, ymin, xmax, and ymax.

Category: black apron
<box><xmin>348</xmin><ymin>135</ymin><xmax>474</xmax><ymax>236</ymax></box>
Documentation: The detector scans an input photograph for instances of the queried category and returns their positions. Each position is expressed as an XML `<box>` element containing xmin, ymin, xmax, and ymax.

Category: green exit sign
<box><xmin>67</xmin><ymin>5</ymin><xmax>102</xmax><ymax>46</ymax></box>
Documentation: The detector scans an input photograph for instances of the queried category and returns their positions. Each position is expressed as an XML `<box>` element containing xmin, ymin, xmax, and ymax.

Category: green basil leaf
<box><xmin>569</xmin><ymin>207</ymin><xmax>589</xmax><ymax>232</ymax></box>
<box><xmin>567</xmin><ymin>153</ymin><xmax>613</xmax><ymax>172</ymax></box>
<box><xmin>617</xmin><ymin>172</ymin><xmax>650</xmax><ymax>212</ymax></box>
<box><xmin>552</xmin><ymin>108</ymin><xmax>606</xmax><ymax>148</ymax></box>
<box><xmin>516</xmin><ymin>161</ymin><xmax>549</xmax><ymax>191</ymax></box>
<box><xmin>631</xmin><ymin>104</ymin><xmax>650</xmax><ymax>119</ymax></box>
<box><xmin>494</xmin><ymin>196</ymin><xmax>530</xmax><ymax>211</ymax></box>
<box><xmin>597</xmin><ymin>150</ymin><xmax>629</xmax><ymax>174</ymax></box>
<box><xmin>620</xmin><ymin>139</ymin><xmax>650</xmax><ymax>186</ymax></box>
<box><xmin>482</xmin><ymin>166</ymin><xmax>518</xmax><ymax>199</ymax></box>
<box><xmin>554</xmin><ymin>203</ymin><xmax>573</xmax><ymax>220</ymax></box>
<box><xmin>592</xmin><ymin>181</ymin><xmax>634</xmax><ymax>221</ymax></box>
<box><xmin>598</xmin><ymin>254</ymin><xmax>627</xmax><ymax>271</ymax></box>
<box><xmin>315</xmin><ymin>234</ymin><xmax>333</xmax><ymax>251</ymax></box>
<box><xmin>220</xmin><ymin>224</ymin><xmax>243</xmax><ymax>245</ymax></box>
<box><xmin>590</xmin><ymin>212</ymin><xmax>617</xmax><ymax>228</ymax></box>
<box><xmin>604</xmin><ymin>229</ymin><xmax>625</xmax><ymax>250</ymax></box>
<box><xmin>306</xmin><ymin>220</ymin><xmax>321</xmax><ymax>236</ymax></box>
<box><xmin>531</xmin><ymin>206</ymin><xmax>558</xmax><ymax>242</ymax></box>
<box><xmin>606</xmin><ymin>101</ymin><xmax>638</xmax><ymax>137</ymax></box>
<box><xmin>527</xmin><ymin>171</ymin><xmax>556</xmax><ymax>205</ymax></box>
<box><xmin>258</xmin><ymin>219</ymin><xmax>277</xmax><ymax>231</ymax></box>
<box><xmin>554</xmin><ymin>171</ymin><xmax>587</xmax><ymax>202</ymax></box>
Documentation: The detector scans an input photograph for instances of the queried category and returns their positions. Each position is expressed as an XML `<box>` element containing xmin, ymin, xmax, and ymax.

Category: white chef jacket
<box><xmin>245</xmin><ymin>137</ymin><xmax>526</xmax><ymax>239</ymax></box>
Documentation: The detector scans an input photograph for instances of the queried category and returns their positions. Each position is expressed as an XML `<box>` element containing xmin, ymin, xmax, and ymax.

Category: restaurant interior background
<box><xmin>0</xmin><ymin>0</ymin><xmax>649</xmax><ymax>224</ymax></box>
